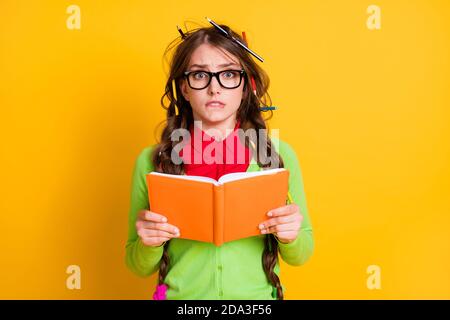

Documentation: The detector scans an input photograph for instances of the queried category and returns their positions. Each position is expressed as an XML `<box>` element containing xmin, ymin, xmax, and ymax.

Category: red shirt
<box><xmin>179</xmin><ymin>121</ymin><xmax>252</xmax><ymax>180</ymax></box>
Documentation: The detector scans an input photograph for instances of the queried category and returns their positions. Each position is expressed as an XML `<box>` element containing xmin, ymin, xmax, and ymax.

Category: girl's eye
<box><xmin>193</xmin><ymin>72</ymin><xmax>208</xmax><ymax>79</ymax></box>
<box><xmin>222</xmin><ymin>71</ymin><xmax>235</xmax><ymax>78</ymax></box>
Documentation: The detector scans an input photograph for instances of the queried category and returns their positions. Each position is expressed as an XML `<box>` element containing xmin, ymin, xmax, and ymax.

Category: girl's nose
<box><xmin>208</xmin><ymin>75</ymin><xmax>221</xmax><ymax>94</ymax></box>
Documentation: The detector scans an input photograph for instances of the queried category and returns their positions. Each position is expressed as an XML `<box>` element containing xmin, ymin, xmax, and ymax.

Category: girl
<box><xmin>125</xmin><ymin>22</ymin><xmax>314</xmax><ymax>300</ymax></box>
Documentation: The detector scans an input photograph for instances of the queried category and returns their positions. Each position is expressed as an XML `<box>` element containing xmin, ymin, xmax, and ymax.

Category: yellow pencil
<box><xmin>287</xmin><ymin>191</ymin><xmax>294</xmax><ymax>204</ymax></box>
<box><xmin>172</xmin><ymin>79</ymin><xmax>179</xmax><ymax>116</ymax></box>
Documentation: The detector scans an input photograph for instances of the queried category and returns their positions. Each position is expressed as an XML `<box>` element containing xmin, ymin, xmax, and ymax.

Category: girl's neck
<box><xmin>193</xmin><ymin>116</ymin><xmax>239</xmax><ymax>141</ymax></box>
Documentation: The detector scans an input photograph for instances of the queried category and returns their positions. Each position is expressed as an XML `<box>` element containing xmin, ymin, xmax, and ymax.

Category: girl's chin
<box><xmin>201</xmin><ymin>114</ymin><xmax>229</xmax><ymax>124</ymax></box>
<box><xmin>204</xmin><ymin>117</ymin><xmax>225</xmax><ymax>124</ymax></box>
<box><xmin>205</xmin><ymin>104</ymin><xmax>225</xmax><ymax>109</ymax></box>
<box><xmin>205</xmin><ymin>106</ymin><xmax>225</xmax><ymax>112</ymax></box>
<box><xmin>203</xmin><ymin>109</ymin><xmax>227</xmax><ymax>117</ymax></box>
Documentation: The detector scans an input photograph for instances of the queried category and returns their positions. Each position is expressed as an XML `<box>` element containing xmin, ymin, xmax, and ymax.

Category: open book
<box><xmin>146</xmin><ymin>168</ymin><xmax>289</xmax><ymax>246</ymax></box>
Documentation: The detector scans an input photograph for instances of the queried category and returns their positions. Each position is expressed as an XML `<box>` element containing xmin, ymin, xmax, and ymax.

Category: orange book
<box><xmin>146</xmin><ymin>168</ymin><xmax>290</xmax><ymax>246</ymax></box>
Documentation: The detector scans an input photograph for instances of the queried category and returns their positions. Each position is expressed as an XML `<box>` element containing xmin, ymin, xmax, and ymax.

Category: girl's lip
<box><xmin>206</xmin><ymin>101</ymin><xmax>225</xmax><ymax>108</ymax></box>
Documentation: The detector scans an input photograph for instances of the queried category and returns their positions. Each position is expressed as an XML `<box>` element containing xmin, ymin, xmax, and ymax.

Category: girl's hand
<box><xmin>136</xmin><ymin>210</ymin><xmax>180</xmax><ymax>247</ymax></box>
<box><xmin>258</xmin><ymin>203</ymin><xmax>303</xmax><ymax>244</ymax></box>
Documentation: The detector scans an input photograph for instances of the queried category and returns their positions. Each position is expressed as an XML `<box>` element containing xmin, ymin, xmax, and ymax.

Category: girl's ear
<box><xmin>180</xmin><ymin>79</ymin><xmax>190</xmax><ymax>101</ymax></box>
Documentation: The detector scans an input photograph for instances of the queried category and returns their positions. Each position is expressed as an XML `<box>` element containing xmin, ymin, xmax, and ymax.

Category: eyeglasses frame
<box><xmin>183</xmin><ymin>69</ymin><xmax>246</xmax><ymax>90</ymax></box>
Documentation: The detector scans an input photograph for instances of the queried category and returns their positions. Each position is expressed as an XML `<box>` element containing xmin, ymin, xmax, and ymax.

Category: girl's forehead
<box><xmin>187</xmin><ymin>62</ymin><xmax>241</xmax><ymax>70</ymax></box>
<box><xmin>189</xmin><ymin>44</ymin><xmax>240</xmax><ymax>67</ymax></box>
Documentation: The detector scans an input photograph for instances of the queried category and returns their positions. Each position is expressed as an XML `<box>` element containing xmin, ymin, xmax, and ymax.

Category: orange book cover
<box><xmin>146</xmin><ymin>168</ymin><xmax>289</xmax><ymax>246</ymax></box>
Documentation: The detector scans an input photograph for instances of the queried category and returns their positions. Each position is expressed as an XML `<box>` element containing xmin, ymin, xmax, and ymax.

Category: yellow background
<box><xmin>1</xmin><ymin>0</ymin><xmax>449</xmax><ymax>299</ymax></box>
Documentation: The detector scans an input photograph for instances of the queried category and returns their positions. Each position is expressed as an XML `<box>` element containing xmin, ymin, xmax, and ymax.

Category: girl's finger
<box><xmin>262</xmin><ymin>222</ymin><xmax>299</xmax><ymax>234</ymax></box>
<box><xmin>267</xmin><ymin>204</ymin><xmax>299</xmax><ymax>218</ymax></box>
<box><xmin>139</xmin><ymin>210</ymin><xmax>168</xmax><ymax>223</ymax></box>
<box><xmin>139</xmin><ymin>229</ymin><xmax>179</xmax><ymax>238</ymax></box>
<box><xmin>140</xmin><ymin>221</ymin><xmax>180</xmax><ymax>235</ymax></box>
<box><xmin>259</xmin><ymin>214</ymin><xmax>297</xmax><ymax>230</ymax></box>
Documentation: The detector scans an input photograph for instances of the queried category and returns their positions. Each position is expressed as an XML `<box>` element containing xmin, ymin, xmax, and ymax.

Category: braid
<box><xmin>262</xmin><ymin>234</ymin><xmax>284</xmax><ymax>300</ymax></box>
<box><xmin>158</xmin><ymin>242</ymin><xmax>171</xmax><ymax>285</ymax></box>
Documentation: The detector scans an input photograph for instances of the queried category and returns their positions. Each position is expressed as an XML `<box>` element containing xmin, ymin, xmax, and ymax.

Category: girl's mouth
<box><xmin>206</xmin><ymin>101</ymin><xmax>225</xmax><ymax>108</ymax></box>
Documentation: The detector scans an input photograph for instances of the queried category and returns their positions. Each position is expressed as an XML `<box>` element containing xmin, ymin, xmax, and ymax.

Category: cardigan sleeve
<box><xmin>273</xmin><ymin>138</ymin><xmax>314</xmax><ymax>266</ymax></box>
<box><xmin>125</xmin><ymin>145</ymin><xmax>165</xmax><ymax>277</ymax></box>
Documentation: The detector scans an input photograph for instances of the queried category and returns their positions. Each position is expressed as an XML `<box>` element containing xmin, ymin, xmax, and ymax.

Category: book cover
<box><xmin>146</xmin><ymin>168</ymin><xmax>289</xmax><ymax>246</ymax></box>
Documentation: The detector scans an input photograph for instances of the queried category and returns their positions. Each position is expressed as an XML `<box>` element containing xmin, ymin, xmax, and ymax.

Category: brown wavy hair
<box><xmin>151</xmin><ymin>21</ymin><xmax>285</xmax><ymax>299</ymax></box>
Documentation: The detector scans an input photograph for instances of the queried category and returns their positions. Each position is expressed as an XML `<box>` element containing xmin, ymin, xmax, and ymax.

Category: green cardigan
<box><xmin>125</xmin><ymin>138</ymin><xmax>314</xmax><ymax>299</ymax></box>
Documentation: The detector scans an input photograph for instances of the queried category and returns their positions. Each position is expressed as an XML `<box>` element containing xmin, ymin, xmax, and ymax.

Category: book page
<box><xmin>149</xmin><ymin>171</ymin><xmax>219</xmax><ymax>185</ymax></box>
<box><xmin>222</xmin><ymin>169</ymin><xmax>290</xmax><ymax>244</ymax></box>
<box><xmin>218</xmin><ymin>168</ymin><xmax>287</xmax><ymax>184</ymax></box>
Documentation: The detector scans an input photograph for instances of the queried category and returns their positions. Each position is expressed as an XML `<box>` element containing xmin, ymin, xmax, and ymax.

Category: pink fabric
<box><xmin>152</xmin><ymin>284</ymin><xmax>168</xmax><ymax>300</ymax></box>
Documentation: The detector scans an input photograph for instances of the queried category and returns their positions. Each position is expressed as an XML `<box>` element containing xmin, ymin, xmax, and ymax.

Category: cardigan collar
<box><xmin>179</xmin><ymin>119</ymin><xmax>253</xmax><ymax>173</ymax></box>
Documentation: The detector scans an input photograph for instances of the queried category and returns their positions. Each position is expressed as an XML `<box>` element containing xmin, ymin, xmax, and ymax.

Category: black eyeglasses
<box><xmin>183</xmin><ymin>69</ymin><xmax>246</xmax><ymax>90</ymax></box>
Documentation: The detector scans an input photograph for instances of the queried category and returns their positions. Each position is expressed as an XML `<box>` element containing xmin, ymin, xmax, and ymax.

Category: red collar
<box><xmin>188</xmin><ymin>120</ymin><xmax>241</xmax><ymax>153</ymax></box>
<box><xmin>179</xmin><ymin>120</ymin><xmax>252</xmax><ymax>180</ymax></box>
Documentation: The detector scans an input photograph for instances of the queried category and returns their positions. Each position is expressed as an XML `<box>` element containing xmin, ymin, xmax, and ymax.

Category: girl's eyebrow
<box><xmin>188</xmin><ymin>62</ymin><xmax>240</xmax><ymax>69</ymax></box>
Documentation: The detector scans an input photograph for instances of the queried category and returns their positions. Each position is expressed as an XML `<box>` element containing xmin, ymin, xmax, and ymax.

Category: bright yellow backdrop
<box><xmin>1</xmin><ymin>0</ymin><xmax>449</xmax><ymax>299</ymax></box>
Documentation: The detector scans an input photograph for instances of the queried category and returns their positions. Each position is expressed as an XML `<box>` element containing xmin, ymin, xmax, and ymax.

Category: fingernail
<box><xmin>258</xmin><ymin>224</ymin><xmax>264</xmax><ymax>229</ymax></box>
<box><xmin>162</xmin><ymin>217</ymin><xmax>167</xmax><ymax>222</ymax></box>
<box><xmin>261</xmin><ymin>229</ymin><xmax>267</xmax><ymax>234</ymax></box>
<box><xmin>174</xmin><ymin>228</ymin><xmax>179</xmax><ymax>233</ymax></box>
<box><xmin>267</xmin><ymin>212</ymin><xmax>272</xmax><ymax>217</ymax></box>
